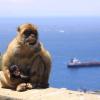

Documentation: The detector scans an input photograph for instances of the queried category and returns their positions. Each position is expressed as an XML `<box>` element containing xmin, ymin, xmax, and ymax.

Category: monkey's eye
<box><xmin>24</xmin><ymin>29</ymin><xmax>33</xmax><ymax>37</ymax></box>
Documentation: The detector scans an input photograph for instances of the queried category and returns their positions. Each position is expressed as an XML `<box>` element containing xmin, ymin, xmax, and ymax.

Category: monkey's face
<box><xmin>10</xmin><ymin>65</ymin><xmax>21</xmax><ymax>78</ymax></box>
<box><xmin>17</xmin><ymin>24</ymin><xmax>38</xmax><ymax>46</ymax></box>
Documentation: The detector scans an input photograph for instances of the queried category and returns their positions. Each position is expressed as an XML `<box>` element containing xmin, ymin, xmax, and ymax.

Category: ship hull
<box><xmin>68</xmin><ymin>62</ymin><xmax>100</xmax><ymax>67</ymax></box>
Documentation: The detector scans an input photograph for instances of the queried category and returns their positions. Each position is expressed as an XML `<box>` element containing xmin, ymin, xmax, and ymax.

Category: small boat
<box><xmin>67</xmin><ymin>58</ymin><xmax>100</xmax><ymax>67</ymax></box>
<box><xmin>59</xmin><ymin>30</ymin><xmax>65</xmax><ymax>33</ymax></box>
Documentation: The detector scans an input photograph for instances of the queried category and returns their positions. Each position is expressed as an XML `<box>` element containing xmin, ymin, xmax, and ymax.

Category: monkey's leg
<box><xmin>30</xmin><ymin>54</ymin><xmax>51</xmax><ymax>89</ymax></box>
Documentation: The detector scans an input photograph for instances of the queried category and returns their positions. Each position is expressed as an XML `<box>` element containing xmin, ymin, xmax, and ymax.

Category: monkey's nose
<box><xmin>31</xmin><ymin>34</ymin><xmax>35</xmax><ymax>37</ymax></box>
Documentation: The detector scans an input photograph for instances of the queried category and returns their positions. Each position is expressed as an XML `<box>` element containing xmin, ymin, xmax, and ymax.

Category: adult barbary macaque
<box><xmin>0</xmin><ymin>23</ymin><xmax>51</xmax><ymax>91</ymax></box>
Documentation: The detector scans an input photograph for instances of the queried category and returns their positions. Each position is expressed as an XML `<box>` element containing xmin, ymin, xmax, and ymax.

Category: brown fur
<box><xmin>0</xmin><ymin>23</ymin><xmax>51</xmax><ymax>91</ymax></box>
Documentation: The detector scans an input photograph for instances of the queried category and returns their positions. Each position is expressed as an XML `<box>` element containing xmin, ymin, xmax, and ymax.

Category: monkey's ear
<box><xmin>17</xmin><ymin>26</ymin><xmax>20</xmax><ymax>32</ymax></box>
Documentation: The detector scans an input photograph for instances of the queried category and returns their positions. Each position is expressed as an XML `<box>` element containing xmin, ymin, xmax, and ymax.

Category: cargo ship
<box><xmin>67</xmin><ymin>58</ymin><xmax>100</xmax><ymax>67</ymax></box>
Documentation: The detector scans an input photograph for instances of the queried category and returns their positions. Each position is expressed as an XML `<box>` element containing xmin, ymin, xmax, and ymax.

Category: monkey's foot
<box><xmin>16</xmin><ymin>83</ymin><xmax>27</xmax><ymax>92</ymax></box>
<box><xmin>26</xmin><ymin>83</ymin><xmax>32</xmax><ymax>89</ymax></box>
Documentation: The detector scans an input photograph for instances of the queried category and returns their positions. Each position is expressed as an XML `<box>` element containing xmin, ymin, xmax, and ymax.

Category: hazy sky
<box><xmin>0</xmin><ymin>0</ymin><xmax>100</xmax><ymax>17</ymax></box>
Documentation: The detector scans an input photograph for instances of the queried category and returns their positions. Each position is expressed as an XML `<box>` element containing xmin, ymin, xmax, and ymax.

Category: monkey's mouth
<box><xmin>29</xmin><ymin>42</ymin><xmax>36</xmax><ymax>45</ymax></box>
<box><xmin>24</xmin><ymin>38</ymin><xmax>37</xmax><ymax>46</ymax></box>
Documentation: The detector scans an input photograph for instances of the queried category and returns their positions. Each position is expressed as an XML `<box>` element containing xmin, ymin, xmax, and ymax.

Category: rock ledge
<box><xmin>0</xmin><ymin>87</ymin><xmax>100</xmax><ymax>100</ymax></box>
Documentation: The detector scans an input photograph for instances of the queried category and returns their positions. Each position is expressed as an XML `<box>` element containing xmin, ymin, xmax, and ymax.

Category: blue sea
<box><xmin>0</xmin><ymin>17</ymin><xmax>100</xmax><ymax>91</ymax></box>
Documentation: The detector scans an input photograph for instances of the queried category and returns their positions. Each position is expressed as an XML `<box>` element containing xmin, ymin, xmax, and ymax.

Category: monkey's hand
<box><xmin>20</xmin><ymin>74</ymin><xmax>29</xmax><ymax>79</ymax></box>
<box><xmin>16</xmin><ymin>83</ymin><xmax>27</xmax><ymax>92</ymax></box>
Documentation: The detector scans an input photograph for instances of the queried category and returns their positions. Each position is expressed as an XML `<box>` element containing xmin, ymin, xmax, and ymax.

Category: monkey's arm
<box><xmin>1</xmin><ymin>52</ymin><xmax>22</xmax><ymax>89</ymax></box>
<box><xmin>41</xmin><ymin>51</ymin><xmax>51</xmax><ymax>84</ymax></box>
<box><xmin>30</xmin><ymin>50</ymin><xmax>51</xmax><ymax>89</ymax></box>
<box><xmin>2</xmin><ymin>52</ymin><xmax>13</xmax><ymax>70</ymax></box>
<box><xmin>1</xmin><ymin>52</ymin><xmax>15</xmax><ymax>87</ymax></box>
<box><xmin>1</xmin><ymin>53</ymin><xmax>12</xmax><ymax>85</ymax></box>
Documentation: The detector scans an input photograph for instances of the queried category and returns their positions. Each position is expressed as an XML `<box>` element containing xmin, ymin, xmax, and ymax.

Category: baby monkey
<box><xmin>9</xmin><ymin>65</ymin><xmax>29</xmax><ymax>80</ymax></box>
<box><xmin>9</xmin><ymin>65</ymin><xmax>32</xmax><ymax>91</ymax></box>
<box><xmin>9</xmin><ymin>65</ymin><xmax>21</xmax><ymax>79</ymax></box>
